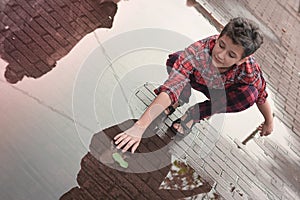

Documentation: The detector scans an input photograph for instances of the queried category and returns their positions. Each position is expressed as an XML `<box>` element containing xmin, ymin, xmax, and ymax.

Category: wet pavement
<box><xmin>1</xmin><ymin>0</ymin><xmax>300</xmax><ymax>199</ymax></box>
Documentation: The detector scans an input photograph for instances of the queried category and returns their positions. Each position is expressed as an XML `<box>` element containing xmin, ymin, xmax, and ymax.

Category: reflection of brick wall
<box><xmin>60</xmin><ymin>120</ymin><xmax>211</xmax><ymax>200</ymax></box>
<box><xmin>0</xmin><ymin>0</ymin><xmax>117</xmax><ymax>83</ymax></box>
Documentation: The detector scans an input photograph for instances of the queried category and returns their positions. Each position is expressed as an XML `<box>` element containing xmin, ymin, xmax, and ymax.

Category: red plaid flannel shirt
<box><xmin>157</xmin><ymin>35</ymin><xmax>268</xmax><ymax>105</ymax></box>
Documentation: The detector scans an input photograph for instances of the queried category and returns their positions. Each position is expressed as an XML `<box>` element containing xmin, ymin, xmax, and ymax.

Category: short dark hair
<box><xmin>220</xmin><ymin>17</ymin><xmax>264</xmax><ymax>58</ymax></box>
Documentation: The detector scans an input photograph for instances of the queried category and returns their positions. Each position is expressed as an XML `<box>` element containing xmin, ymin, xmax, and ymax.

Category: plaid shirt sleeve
<box><xmin>256</xmin><ymin>68</ymin><xmax>268</xmax><ymax>104</ymax></box>
<box><xmin>238</xmin><ymin>59</ymin><xmax>268</xmax><ymax>105</ymax></box>
<box><xmin>155</xmin><ymin>40</ymin><xmax>205</xmax><ymax>104</ymax></box>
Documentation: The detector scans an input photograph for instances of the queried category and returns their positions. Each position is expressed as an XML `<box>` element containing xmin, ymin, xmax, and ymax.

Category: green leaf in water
<box><xmin>112</xmin><ymin>152</ymin><xmax>128</xmax><ymax>168</ymax></box>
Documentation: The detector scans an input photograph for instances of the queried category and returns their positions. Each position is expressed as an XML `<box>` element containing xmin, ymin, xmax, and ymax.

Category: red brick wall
<box><xmin>0</xmin><ymin>0</ymin><xmax>118</xmax><ymax>83</ymax></box>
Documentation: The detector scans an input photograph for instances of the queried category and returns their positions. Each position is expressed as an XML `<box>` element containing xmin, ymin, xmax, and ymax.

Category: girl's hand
<box><xmin>258</xmin><ymin>120</ymin><xmax>274</xmax><ymax>136</ymax></box>
<box><xmin>114</xmin><ymin>122</ymin><xmax>146</xmax><ymax>153</ymax></box>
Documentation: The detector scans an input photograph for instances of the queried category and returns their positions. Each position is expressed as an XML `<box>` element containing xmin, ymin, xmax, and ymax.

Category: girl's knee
<box><xmin>226</xmin><ymin>85</ymin><xmax>258</xmax><ymax>112</ymax></box>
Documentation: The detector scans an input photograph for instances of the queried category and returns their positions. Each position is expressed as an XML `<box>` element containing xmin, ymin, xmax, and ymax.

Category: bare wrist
<box><xmin>265</xmin><ymin>113</ymin><xmax>274</xmax><ymax>124</ymax></box>
<box><xmin>135</xmin><ymin>121</ymin><xmax>147</xmax><ymax>130</ymax></box>
<box><xmin>265</xmin><ymin>118</ymin><xmax>273</xmax><ymax>125</ymax></box>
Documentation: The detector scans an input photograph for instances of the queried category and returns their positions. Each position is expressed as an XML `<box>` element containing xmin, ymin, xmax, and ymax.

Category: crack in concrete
<box><xmin>93</xmin><ymin>31</ymin><xmax>135</xmax><ymax>118</ymax></box>
<box><xmin>0</xmin><ymin>78</ymin><xmax>94</xmax><ymax>133</ymax></box>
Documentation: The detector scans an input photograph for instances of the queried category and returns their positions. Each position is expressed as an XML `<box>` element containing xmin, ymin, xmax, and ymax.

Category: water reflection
<box><xmin>60</xmin><ymin>119</ymin><xmax>213</xmax><ymax>199</ymax></box>
<box><xmin>0</xmin><ymin>0</ymin><xmax>117</xmax><ymax>83</ymax></box>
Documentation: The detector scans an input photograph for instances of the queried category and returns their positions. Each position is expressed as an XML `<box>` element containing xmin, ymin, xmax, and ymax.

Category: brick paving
<box><xmin>1</xmin><ymin>0</ymin><xmax>300</xmax><ymax>199</ymax></box>
<box><xmin>60</xmin><ymin>120</ymin><xmax>211</xmax><ymax>200</ymax></box>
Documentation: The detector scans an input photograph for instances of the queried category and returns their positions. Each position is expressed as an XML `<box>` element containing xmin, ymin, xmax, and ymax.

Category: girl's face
<box><xmin>212</xmin><ymin>34</ymin><xmax>246</xmax><ymax>68</ymax></box>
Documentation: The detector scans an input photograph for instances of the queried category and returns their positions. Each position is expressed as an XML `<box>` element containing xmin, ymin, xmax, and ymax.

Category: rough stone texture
<box><xmin>0</xmin><ymin>0</ymin><xmax>118</xmax><ymax>83</ymax></box>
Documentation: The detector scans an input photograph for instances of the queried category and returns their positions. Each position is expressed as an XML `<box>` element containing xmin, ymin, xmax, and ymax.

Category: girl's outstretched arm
<box><xmin>257</xmin><ymin>99</ymin><xmax>274</xmax><ymax>136</ymax></box>
<box><xmin>114</xmin><ymin>92</ymin><xmax>172</xmax><ymax>153</ymax></box>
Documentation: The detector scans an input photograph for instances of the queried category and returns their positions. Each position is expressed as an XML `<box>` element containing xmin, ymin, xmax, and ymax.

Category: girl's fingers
<box><xmin>114</xmin><ymin>132</ymin><xmax>125</xmax><ymax>140</ymax></box>
<box><xmin>118</xmin><ymin>136</ymin><xmax>132</xmax><ymax>148</ymax></box>
<box><xmin>115</xmin><ymin>134</ymin><xmax>128</xmax><ymax>145</ymax></box>
<box><xmin>257</xmin><ymin>124</ymin><xmax>263</xmax><ymax>130</ymax></box>
<box><xmin>113</xmin><ymin>129</ymin><xmax>142</xmax><ymax>153</ymax></box>
<box><xmin>122</xmin><ymin>140</ymin><xmax>136</xmax><ymax>153</ymax></box>
<box><xmin>131</xmin><ymin>141</ymin><xmax>140</xmax><ymax>154</ymax></box>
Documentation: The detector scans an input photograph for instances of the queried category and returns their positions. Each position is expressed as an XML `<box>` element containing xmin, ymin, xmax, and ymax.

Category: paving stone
<box><xmin>210</xmin><ymin>152</ymin><xmax>238</xmax><ymax>183</ymax></box>
<box><xmin>281</xmin><ymin>184</ymin><xmax>300</xmax><ymax>200</ymax></box>
<box><xmin>270</xmin><ymin>177</ymin><xmax>284</xmax><ymax>191</ymax></box>
<box><xmin>10</xmin><ymin>50</ymin><xmax>42</xmax><ymax>77</ymax></box>
<box><xmin>53</xmin><ymin>0</ymin><xmax>67</xmax><ymax>8</ymax></box>
<box><xmin>203</xmin><ymin>156</ymin><xmax>223</xmax><ymax>177</ymax></box>
<box><xmin>39</xmin><ymin>1</ymin><xmax>54</xmax><ymax>13</ymax></box>
<box><xmin>220</xmin><ymin>170</ymin><xmax>236</xmax><ymax>186</ymax></box>
<box><xmin>214</xmin><ymin>175</ymin><xmax>242</xmax><ymax>199</ymax></box>
<box><xmin>28</xmin><ymin>19</ymin><xmax>48</xmax><ymax>36</ymax></box>
<box><xmin>2</xmin><ymin>39</ymin><xmax>16</xmax><ymax>53</ymax></box>
<box><xmin>8</xmin><ymin>36</ymin><xmax>40</xmax><ymax>64</ymax></box>
<box><xmin>22</xmin><ymin>25</ymin><xmax>54</xmax><ymax>55</ymax></box>
<box><xmin>254</xmin><ymin>170</ymin><xmax>282</xmax><ymax>199</ymax></box>
<box><xmin>36</xmin><ymin>17</ymin><xmax>69</xmax><ymax>47</ymax></box>
<box><xmin>185</xmin><ymin>148</ymin><xmax>205</xmax><ymax>167</ymax></box>
<box><xmin>56</xmin><ymin>27</ymin><xmax>77</xmax><ymax>45</ymax></box>
<box><xmin>284</xmin><ymin>103</ymin><xmax>297</xmax><ymax>117</ymax></box>
<box><xmin>230</xmin><ymin>148</ymin><xmax>256</xmax><ymax>175</ymax></box>
<box><xmin>224</xmin><ymin>158</ymin><xmax>243</xmax><ymax>179</ymax></box>
<box><xmin>80</xmin><ymin>16</ymin><xmax>96</xmax><ymax>29</ymax></box>
<box><xmin>78</xmin><ymin>156</ymin><xmax>121</xmax><ymax>195</ymax></box>
<box><xmin>293</xmin><ymin>120</ymin><xmax>300</xmax><ymax>134</ymax></box>
<box><xmin>232</xmin><ymin>189</ymin><xmax>247</xmax><ymax>200</ymax></box>
<box><xmin>213</xmin><ymin>145</ymin><xmax>227</xmax><ymax>161</ymax></box>
<box><xmin>254</xmin><ymin>138</ymin><xmax>276</xmax><ymax>159</ymax></box>
<box><xmin>27</xmin><ymin>42</ymin><xmax>56</xmax><ymax>66</ymax></box>
<box><xmin>4</xmin><ymin>8</ymin><xmax>25</xmax><ymax>27</ymax></box>
<box><xmin>215</xmin><ymin>136</ymin><xmax>232</xmax><ymax>151</ymax></box>
<box><xmin>288</xmin><ymin>134</ymin><xmax>300</xmax><ymax>156</ymax></box>
<box><xmin>236</xmin><ymin>177</ymin><xmax>267</xmax><ymax>200</ymax></box>
<box><xmin>192</xmin><ymin>137</ymin><xmax>216</xmax><ymax>158</ymax></box>
<box><xmin>94</xmin><ymin>166</ymin><xmax>148</xmax><ymax>199</ymax></box>
<box><xmin>13</xmin><ymin>29</ymin><xmax>32</xmax><ymax>44</ymax></box>
<box><xmin>77</xmin><ymin>168</ymin><xmax>116</xmax><ymax>200</ymax></box>
<box><xmin>42</xmin><ymin>34</ymin><xmax>68</xmax><ymax>56</ymax></box>
<box><xmin>76</xmin><ymin>17</ymin><xmax>93</xmax><ymax>33</ymax></box>
<box><xmin>60</xmin><ymin>187</ymin><xmax>97</xmax><ymax>200</ymax></box>
<box><xmin>266</xmin><ymin>192</ymin><xmax>280</xmax><ymax>200</ymax></box>
<box><xmin>214</xmin><ymin>183</ymin><xmax>234</xmax><ymax>200</ymax></box>
<box><xmin>46</xmin><ymin>3</ymin><xmax>72</xmax><ymax>23</ymax></box>
<box><xmin>13</xmin><ymin>0</ymin><xmax>37</xmax><ymax>18</ymax></box>
<box><xmin>76</xmin><ymin>3</ymin><xmax>100</xmax><ymax>26</ymax></box>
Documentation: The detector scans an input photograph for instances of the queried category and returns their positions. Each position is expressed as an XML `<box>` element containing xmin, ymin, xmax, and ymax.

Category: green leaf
<box><xmin>112</xmin><ymin>152</ymin><xmax>128</xmax><ymax>168</ymax></box>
